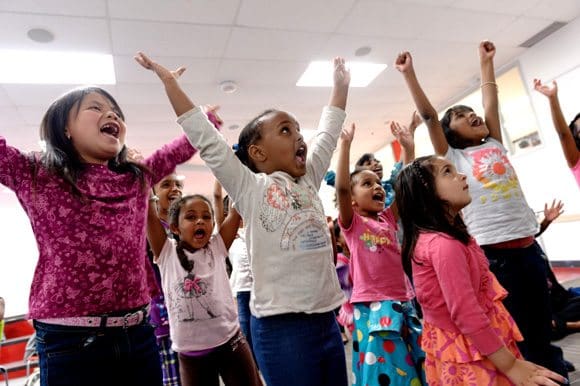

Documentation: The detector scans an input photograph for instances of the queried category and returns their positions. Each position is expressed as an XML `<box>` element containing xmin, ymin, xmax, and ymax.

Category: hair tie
<box><xmin>232</xmin><ymin>143</ymin><xmax>239</xmax><ymax>151</ymax></box>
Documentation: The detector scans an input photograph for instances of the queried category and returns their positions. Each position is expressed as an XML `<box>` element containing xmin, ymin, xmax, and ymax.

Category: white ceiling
<box><xmin>1</xmin><ymin>0</ymin><xmax>579</xmax><ymax>201</ymax></box>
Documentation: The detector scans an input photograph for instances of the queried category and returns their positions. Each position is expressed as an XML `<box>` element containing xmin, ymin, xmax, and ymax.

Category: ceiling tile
<box><xmin>216</xmin><ymin>59</ymin><xmax>307</xmax><ymax>86</ymax></box>
<box><xmin>0</xmin><ymin>0</ymin><xmax>107</xmax><ymax>17</ymax></box>
<box><xmin>451</xmin><ymin>0</ymin><xmax>541</xmax><ymax>16</ymax></box>
<box><xmin>492</xmin><ymin>17</ymin><xmax>554</xmax><ymax>47</ymax></box>
<box><xmin>224</xmin><ymin>27</ymin><xmax>328</xmax><ymax>61</ymax></box>
<box><xmin>0</xmin><ymin>12</ymin><xmax>111</xmax><ymax>52</ymax></box>
<box><xmin>236</xmin><ymin>0</ymin><xmax>356</xmax><ymax>33</ymax></box>
<box><xmin>525</xmin><ymin>0</ymin><xmax>580</xmax><ymax>22</ymax></box>
<box><xmin>108</xmin><ymin>0</ymin><xmax>239</xmax><ymax>25</ymax></box>
<box><xmin>110</xmin><ymin>20</ymin><xmax>231</xmax><ymax>57</ymax></box>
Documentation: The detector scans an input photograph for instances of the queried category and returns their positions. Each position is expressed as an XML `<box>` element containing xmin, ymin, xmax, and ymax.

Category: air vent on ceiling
<box><xmin>519</xmin><ymin>21</ymin><xmax>567</xmax><ymax>48</ymax></box>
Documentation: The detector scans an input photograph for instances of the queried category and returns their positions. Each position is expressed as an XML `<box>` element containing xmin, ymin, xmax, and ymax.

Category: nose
<box><xmin>459</xmin><ymin>172</ymin><xmax>467</xmax><ymax>180</ymax></box>
<box><xmin>106</xmin><ymin>111</ymin><xmax>120</xmax><ymax>121</ymax></box>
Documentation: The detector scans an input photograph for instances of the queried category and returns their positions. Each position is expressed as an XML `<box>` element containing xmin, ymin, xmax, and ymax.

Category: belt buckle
<box><xmin>122</xmin><ymin>311</ymin><xmax>134</xmax><ymax>329</ymax></box>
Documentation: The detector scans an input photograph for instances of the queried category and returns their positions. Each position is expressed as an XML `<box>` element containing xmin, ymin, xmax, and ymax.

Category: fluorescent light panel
<box><xmin>297</xmin><ymin>61</ymin><xmax>387</xmax><ymax>87</ymax></box>
<box><xmin>0</xmin><ymin>50</ymin><xmax>116</xmax><ymax>84</ymax></box>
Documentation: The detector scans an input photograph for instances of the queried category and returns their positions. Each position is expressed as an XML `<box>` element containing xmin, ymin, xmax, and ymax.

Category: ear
<box><xmin>169</xmin><ymin>223</ymin><xmax>180</xmax><ymax>237</ymax></box>
<box><xmin>248</xmin><ymin>143</ymin><xmax>267</xmax><ymax>163</ymax></box>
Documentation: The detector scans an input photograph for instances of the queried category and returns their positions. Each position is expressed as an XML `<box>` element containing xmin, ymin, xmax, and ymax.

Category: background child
<box><xmin>136</xmin><ymin>51</ymin><xmax>350</xmax><ymax>386</ymax></box>
<box><xmin>147</xmin><ymin>193</ymin><xmax>261</xmax><ymax>386</ymax></box>
<box><xmin>336</xmin><ymin>123</ymin><xmax>425</xmax><ymax>386</ymax></box>
<box><xmin>395</xmin><ymin>41</ymin><xmax>568</xmax><ymax>378</ymax></box>
<box><xmin>533</xmin><ymin>79</ymin><xmax>580</xmax><ymax>187</ymax></box>
<box><xmin>395</xmin><ymin>155</ymin><xmax>567</xmax><ymax>386</ymax></box>
<box><xmin>149</xmin><ymin>171</ymin><xmax>186</xmax><ymax>386</ymax></box>
<box><xmin>1</xmin><ymin>78</ymin><xmax>197</xmax><ymax>385</ymax></box>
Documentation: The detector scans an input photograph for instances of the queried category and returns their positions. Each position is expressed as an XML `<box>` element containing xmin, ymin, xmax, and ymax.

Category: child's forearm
<box><xmin>162</xmin><ymin>78</ymin><xmax>196</xmax><ymax>117</ymax></box>
<box><xmin>329</xmin><ymin>85</ymin><xmax>349</xmax><ymax>111</ymax></box>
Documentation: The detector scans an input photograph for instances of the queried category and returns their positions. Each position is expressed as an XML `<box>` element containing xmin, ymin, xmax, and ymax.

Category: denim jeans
<box><xmin>236</xmin><ymin>292</ymin><xmax>252</xmax><ymax>349</ymax></box>
<box><xmin>482</xmin><ymin>241</ymin><xmax>568</xmax><ymax>378</ymax></box>
<box><xmin>251</xmin><ymin>311</ymin><xmax>348</xmax><ymax>386</ymax></box>
<box><xmin>34</xmin><ymin>320</ymin><xmax>162</xmax><ymax>386</ymax></box>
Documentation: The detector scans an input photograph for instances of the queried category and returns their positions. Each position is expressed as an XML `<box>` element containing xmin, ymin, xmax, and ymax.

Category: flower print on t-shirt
<box><xmin>470</xmin><ymin>147</ymin><xmax>521</xmax><ymax>204</ymax></box>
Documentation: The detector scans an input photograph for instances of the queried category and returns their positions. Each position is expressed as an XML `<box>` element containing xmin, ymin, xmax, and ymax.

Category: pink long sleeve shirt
<box><xmin>0</xmin><ymin>135</ymin><xmax>195</xmax><ymax>319</ymax></box>
<box><xmin>412</xmin><ymin>232</ymin><xmax>505</xmax><ymax>356</ymax></box>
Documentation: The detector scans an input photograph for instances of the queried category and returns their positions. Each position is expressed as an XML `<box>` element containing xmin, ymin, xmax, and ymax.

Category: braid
<box><xmin>176</xmin><ymin>241</ymin><xmax>194</xmax><ymax>272</ymax></box>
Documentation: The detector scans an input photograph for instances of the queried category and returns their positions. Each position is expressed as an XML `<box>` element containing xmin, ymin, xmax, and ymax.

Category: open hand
<box><xmin>533</xmin><ymin>79</ymin><xmax>558</xmax><ymax>99</ymax></box>
<box><xmin>333</xmin><ymin>57</ymin><xmax>351</xmax><ymax>88</ymax></box>
<box><xmin>340</xmin><ymin>123</ymin><xmax>356</xmax><ymax>143</ymax></box>
<box><xmin>544</xmin><ymin>199</ymin><xmax>564</xmax><ymax>223</ymax></box>
<box><xmin>134</xmin><ymin>52</ymin><xmax>186</xmax><ymax>82</ymax></box>
<box><xmin>126</xmin><ymin>147</ymin><xmax>144</xmax><ymax>163</ymax></box>
<box><xmin>394</xmin><ymin>52</ymin><xmax>413</xmax><ymax>73</ymax></box>
<box><xmin>391</xmin><ymin>121</ymin><xmax>414</xmax><ymax>150</ymax></box>
<box><xmin>505</xmin><ymin>359</ymin><xmax>567</xmax><ymax>386</ymax></box>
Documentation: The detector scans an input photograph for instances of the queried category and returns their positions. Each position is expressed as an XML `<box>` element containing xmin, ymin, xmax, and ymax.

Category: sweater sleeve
<box><xmin>144</xmin><ymin>134</ymin><xmax>197</xmax><ymax>185</ymax></box>
<box><xmin>177</xmin><ymin>107</ymin><xmax>261</xmax><ymax>216</ymax></box>
<box><xmin>305</xmin><ymin>106</ymin><xmax>346</xmax><ymax>189</ymax></box>
<box><xmin>429</xmin><ymin>237</ymin><xmax>504</xmax><ymax>355</ymax></box>
<box><xmin>0</xmin><ymin>136</ymin><xmax>34</xmax><ymax>192</ymax></box>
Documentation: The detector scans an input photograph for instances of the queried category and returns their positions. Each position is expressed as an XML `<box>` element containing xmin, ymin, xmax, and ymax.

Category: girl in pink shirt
<box><xmin>335</xmin><ymin>124</ymin><xmax>425</xmax><ymax>386</ymax></box>
<box><xmin>395</xmin><ymin>155</ymin><xmax>567</xmax><ymax>386</ymax></box>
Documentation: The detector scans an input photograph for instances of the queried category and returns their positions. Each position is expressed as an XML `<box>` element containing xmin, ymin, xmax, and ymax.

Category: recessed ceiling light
<box><xmin>27</xmin><ymin>28</ymin><xmax>55</xmax><ymax>43</ymax></box>
<box><xmin>354</xmin><ymin>46</ymin><xmax>372</xmax><ymax>57</ymax></box>
<box><xmin>296</xmin><ymin>61</ymin><xmax>387</xmax><ymax>87</ymax></box>
<box><xmin>0</xmin><ymin>50</ymin><xmax>116</xmax><ymax>84</ymax></box>
<box><xmin>219</xmin><ymin>80</ymin><xmax>238</xmax><ymax>94</ymax></box>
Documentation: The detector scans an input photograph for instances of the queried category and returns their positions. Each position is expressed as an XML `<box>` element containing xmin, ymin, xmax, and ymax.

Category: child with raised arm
<box><xmin>395</xmin><ymin>41</ymin><xmax>568</xmax><ymax>378</ymax></box>
<box><xmin>533</xmin><ymin>79</ymin><xmax>580</xmax><ymax>187</ymax></box>
<box><xmin>147</xmin><ymin>192</ymin><xmax>261</xmax><ymax>386</ymax></box>
<box><xmin>336</xmin><ymin>123</ymin><xmax>425</xmax><ymax>386</ymax></box>
<box><xmin>136</xmin><ymin>52</ymin><xmax>350</xmax><ymax>386</ymax></box>
<box><xmin>0</xmin><ymin>69</ymin><xmax>197</xmax><ymax>384</ymax></box>
<box><xmin>394</xmin><ymin>155</ymin><xmax>567</xmax><ymax>386</ymax></box>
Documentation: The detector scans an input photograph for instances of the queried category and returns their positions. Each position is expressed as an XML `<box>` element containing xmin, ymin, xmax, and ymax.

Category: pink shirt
<box><xmin>571</xmin><ymin>158</ymin><xmax>580</xmax><ymax>188</ymax></box>
<box><xmin>339</xmin><ymin>209</ymin><xmax>414</xmax><ymax>303</ymax></box>
<box><xmin>0</xmin><ymin>135</ymin><xmax>196</xmax><ymax>319</ymax></box>
<box><xmin>413</xmin><ymin>232</ymin><xmax>505</xmax><ymax>355</ymax></box>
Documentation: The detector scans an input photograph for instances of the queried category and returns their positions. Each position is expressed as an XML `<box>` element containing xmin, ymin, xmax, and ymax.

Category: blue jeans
<box><xmin>236</xmin><ymin>291</ymin><xmax>253</xmax><ymax>353</ymax></box>
<box><xmin>251</xmin><ymin>311</ymin><xmax>348</xmax><ymax>386</ymax></box>
<box><xmin>34</xmin><ymin>320</ymin><xmax>162</xmax><ymax>386</ymax></box>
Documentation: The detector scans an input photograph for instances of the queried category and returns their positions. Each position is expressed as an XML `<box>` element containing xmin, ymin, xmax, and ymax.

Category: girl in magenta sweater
<box><xmin>394</xmin><ymin>156</ymin><xmax>566</xmax><ymax>386</ymax></box>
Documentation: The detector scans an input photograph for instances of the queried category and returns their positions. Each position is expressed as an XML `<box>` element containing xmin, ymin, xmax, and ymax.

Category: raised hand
<box><xmin>394</xmin><ymin>52</ymin><xmax>413</xmax><ymax>73</ymax></box>
<box><xmin>203</xmin><ymin>105</ymin><xmax>224</xmax><ymax>129</ymax></box>
<box><xmin>408</xmin><ymin>110</ymin><xmax>422</xmax><ymax>134</ymax></box>
<box><xmin>544</xmin><ymin>199</ymin><xmax>564</xmax><ymax>223</ymax></box>
<box><xmin>126</xmin><ymin>147</ymin><xmax>144</xmax><ymax>163</ymax></box>
<box><xmin>333</xmin><ymin>57</ymin><xmax>351</xmax><ymax>89</ymax></box>
<box><xmin>479</xmin><ymin>40</ymin><xmax>496</xmax><ymax>62</ymax></box>
<box><xmin>390</xmin><ymin>121</ymin><xmax>414</xmax><ymax>150</ymax></box>
<box><xmin>134</xmin><ymin>52</ymin><xmax>186</xmax><ymax>82</ymax></box>
<box><xmin>340</xmin><ymin>123</ymin><xmax>356</xmax><ymax>144</ymax></box>
<box><xmin>533</xmin><ymin>79</ymin><xmax>558</xmax><ymax>99</ymax></box>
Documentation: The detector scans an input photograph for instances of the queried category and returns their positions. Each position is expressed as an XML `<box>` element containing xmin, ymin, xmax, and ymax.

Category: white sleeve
<box><xmin>156</xmin><ymin>238</ymin><xmax>175</xmax><ymax>267</ymax></box>
<box><xmin>305</xmin><ymin>106</ymin><xmax>346</xmax><ymax>189</ymax></box>
<box><xmin>177</xmin><ymin>107</ymin><xmax>262</xmax><ymax>216</ymax></box>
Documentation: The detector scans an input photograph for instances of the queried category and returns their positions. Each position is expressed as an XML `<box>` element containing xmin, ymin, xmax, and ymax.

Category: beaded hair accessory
<box><xmin>411</xmin><ymin>160</ymin><xmax>428</xmax><ymax>187</ymax></box>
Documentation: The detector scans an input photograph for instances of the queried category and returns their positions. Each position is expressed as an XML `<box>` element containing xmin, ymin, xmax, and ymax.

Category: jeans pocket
<box><xmin>36</xmin><ymin>326</ymin><xmax>98</xmax><ymax>359</ymax></box>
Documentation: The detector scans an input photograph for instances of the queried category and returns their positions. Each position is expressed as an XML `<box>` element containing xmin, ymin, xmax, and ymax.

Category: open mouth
<box><xmin>194</xmin><ymin>229</ymin><xmax>206</xmax><ymax>239</ymax></box>
<box><xmin>167</xmin><ymin>193</ymin><xmax>181</xmax><ymax>203</ymax></box>
<box><xmin>372</xmin><ymin>192</ymin><xmax>385</xmax><ymax>202</ymax></box>
<box><xmin>470</xmin><ymin>117</ymin><xmax>483</xmax><ymax>127</ymax></box>
<box><xmin>100</xmin><ymin>122</ymin><xmax>120</xmax><ymax>138</ymax></box>
<box><xmin>295</xmin><ymin>144</ymin><xmax>307</xmax><ymax>165</ymax></box>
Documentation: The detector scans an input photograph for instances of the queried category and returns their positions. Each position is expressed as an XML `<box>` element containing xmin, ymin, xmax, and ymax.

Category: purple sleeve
<box><xmin>144</xmin><ymin>135</ymin><xmax>197</xmax><ymax>185</ymax></box>
<box><xmin>430</xmin><ymin>237</ymin><xmax>504</xmax><ymax>355</ymax></box>
<box><xmin>0</xmin><ymin>136</ymin><xmax>34</xmax><ymax>192</ymax></box>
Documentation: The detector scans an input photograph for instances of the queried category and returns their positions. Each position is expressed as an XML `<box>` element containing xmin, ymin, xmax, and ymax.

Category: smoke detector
<box><xmin>219</xmin><ymin>80</ymin><xmax>238</xmax><ymax>94</ymax></box>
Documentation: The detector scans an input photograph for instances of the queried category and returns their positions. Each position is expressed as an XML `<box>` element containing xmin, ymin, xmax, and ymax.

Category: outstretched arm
<box><xmin>479</xmin><ymin>41</ymin><xmax>502</xmax><ymax>143</ymax></box>
<box><xmin>336</xmin><ymin>123</ymin><xmax>356</xmax><ymax>228</ymax></box>
<box><xmin>213</xmin><ymin>179</ymin><xmax>225</xmax><ymax>228</ymax></box>
<box><xmin>395</xmin><ymin>52</ymin><xmax>449</xmax><ymax>155</ymax></box>
<box><xmin>147</xmin><ymin>192</ymin><xmax>168</xmax><ymax>261</ymax></box>
<box><xmin>534</xmin><ymin>79</ymin><xmax>580</xmax><ymax>168</ymax></box>
<box><xmin>135</xmin><ymin>52</ymin><xmax>195</xmax><ymax>117</ymax></box>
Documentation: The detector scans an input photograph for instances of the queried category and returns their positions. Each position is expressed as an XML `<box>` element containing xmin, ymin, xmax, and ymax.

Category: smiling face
<box><xmin>172</xmin><ymin>197</ymin><xmax>215</xmax><ymax>250</ymax></box>
<box><xmin>66</xmin><ymin>91</ymin><xmax>126</xmax><ymax>165</ymax></box>
<box><xmin>447</xmin><ymin>106</ymin><xmax>489</xmax><ymax>146</ymax></box>
<box><xmin>155</xmin><ymin>173</ymin><xmax>184</xmax><ymax>219</ymax></box>
<box><xmin>251</xmin><ymin>111</ymin><xmax>307</xmax><ymax>177</ymax></box>
<box><xmin>359</xmin><ymin>155</ymin><xmax>383</xmax><ymax>180</ymax></box>
<box><xmin>431</xmin><ymin>157</ymin><xmax>471</xmax><ymax>216</ymax></box>
<box><xmin>351</xmin><ymin>170</ymin><xmax>386</xmax><ymax>217</ymax></box>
